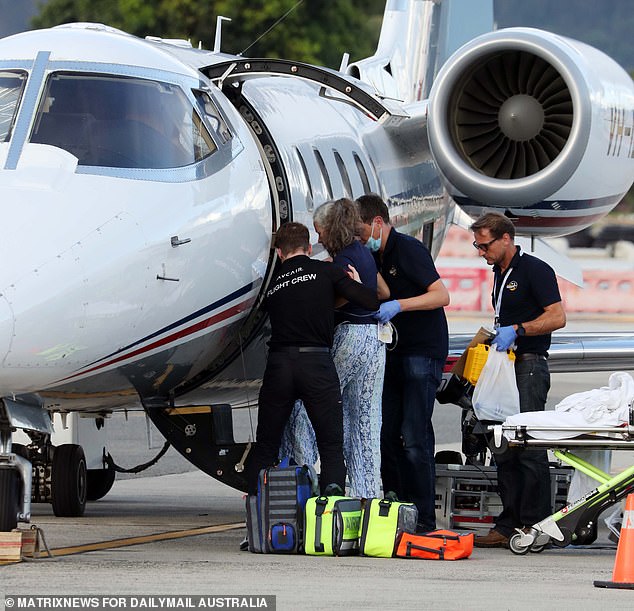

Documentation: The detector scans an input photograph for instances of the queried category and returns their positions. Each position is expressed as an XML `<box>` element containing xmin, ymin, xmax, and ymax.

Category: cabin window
<box><xmin>295</xmin><ymin>147</ymin><xmax>314</xmax><ymax>211</ymax></box>
<box><xmin>30</xmin><ymin>72</ymin><xmax>216</xmax><ymax>169</ymax></box>
<box><xmin>353</xmin><ymin>152</ymin><xmax>372</xmax><ymax>194</ymax></box>
<box><xmin>334</xmin><ymin>151</ymin><xmax>352</xmax><ymax>198</ymax></box>
<box><xmin>0</xmin><ymin>71</ymin><xmax>26</xmax><ymax>142</ymax></box>
<box><xmin>314</xmin><ymin>148</ymin><xmax>333</xmax><ymax>199</ymax></box>
<box><xmin>422</xmin><ymin>221</ymin><xmax>434</xmax><ymax>250</ymax></box>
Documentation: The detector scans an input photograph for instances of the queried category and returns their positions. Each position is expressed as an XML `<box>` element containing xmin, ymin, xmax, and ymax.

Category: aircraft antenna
<box><xmin>239</xmin><ymin>0</ymin><xmax>304</xmax><ymax>56</ymax></box>
<box><xmin>339</xmin><ymin>52</ymin><xmax>350</xmax><ymax>73</ymax></box>
<box><xmin>213</xmin><ymin>16</ymin><xmax>232</xmax><ymax>53</ymax></box>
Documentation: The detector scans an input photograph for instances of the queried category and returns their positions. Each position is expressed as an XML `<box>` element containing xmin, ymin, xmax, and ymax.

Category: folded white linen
<box><xmin>503</xmin><ymin>372</ymin><xmax>634</xmax><ymax>439</ymax></box>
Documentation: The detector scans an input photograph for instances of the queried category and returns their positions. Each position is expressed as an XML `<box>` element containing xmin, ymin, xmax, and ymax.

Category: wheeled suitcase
<box><xmin>246</xmin><ymin>463</ymin><xmax>316</xmax><ymax>553</ymax></box>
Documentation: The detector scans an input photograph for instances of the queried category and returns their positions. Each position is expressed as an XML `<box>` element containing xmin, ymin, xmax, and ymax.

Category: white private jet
<box><xmin>1</xmin><ymin>0</ymin><xmax>633</xmax><ymax>531</ymax></box>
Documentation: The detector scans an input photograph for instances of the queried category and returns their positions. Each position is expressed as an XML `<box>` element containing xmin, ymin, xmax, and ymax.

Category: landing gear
<box><xmin>0</xmin><ymin>468</ymin><xmax>20</xmax><ymax>531</ymax></box>
<box><xmin>86</xmin><ymin>466</ymin><xmax>116</xmax><ymax>501</ymax></box>
<box><xmin>51</xmin><ymin>444</ymin><xmax>87</xmax><ymax>517</ymax></box>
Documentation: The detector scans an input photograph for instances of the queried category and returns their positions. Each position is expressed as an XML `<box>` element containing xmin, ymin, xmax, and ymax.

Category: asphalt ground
<box><xmin>2</xmin><ymin>313</ymin><xmax>634</xmax><ymax>610</ymax></box>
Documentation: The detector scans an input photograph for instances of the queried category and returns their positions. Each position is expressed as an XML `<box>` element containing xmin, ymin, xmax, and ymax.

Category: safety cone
<box><xmin>594</xmin><ymin>493</ymin><xmax>634</xmax><ymax>589</ymax></box>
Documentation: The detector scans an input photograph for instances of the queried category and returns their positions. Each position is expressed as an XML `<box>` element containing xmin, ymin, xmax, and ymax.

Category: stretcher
<box><xmin>490</xmin><ymin>408</ymin><xmax>634</xmax><ymax>554</ymax></box>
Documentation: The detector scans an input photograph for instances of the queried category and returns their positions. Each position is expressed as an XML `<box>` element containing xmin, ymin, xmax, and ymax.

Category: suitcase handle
<box><xmin>313</xmin><ymin>497</ymin><xmax>328</xmax><ymax>553</ymax></box>
<box><xmin>406</xmin><ymin>541</ymin><xmax>444</xmax><ymax>560</ymax></box>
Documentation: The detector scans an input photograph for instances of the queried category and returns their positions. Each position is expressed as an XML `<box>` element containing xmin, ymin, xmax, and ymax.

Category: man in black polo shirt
<box><xmin>245</xmin><ymin>222</ymin><xmax>380</xmax><ymax>496</ymax></box>
<box><xmin>470</xmin><ymin>212</ymin><xmax>566</xmax><ymax>548</ymax></box>
<box><xmin>356</xmin><ymin>194</ymin><xmax>450</xmax><ymax>532</ymax></box>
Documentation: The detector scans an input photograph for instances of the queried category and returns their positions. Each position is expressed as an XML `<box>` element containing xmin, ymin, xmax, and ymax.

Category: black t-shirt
<box><xmin>493</xmin><ymin>247</ymin><xmax>562</xmax><ymax>356</ymax></box>
<box><xmin>376</xmin><ymin>229</ymin><xmax>448</xmax><ymax>359</ymax></box>
<box><xmin>264</xmin><ymin>254</ymin><xmax>380</xmax><ymax>348</ymax></box>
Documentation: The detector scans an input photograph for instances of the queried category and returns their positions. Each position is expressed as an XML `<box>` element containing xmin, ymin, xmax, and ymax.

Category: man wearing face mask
<box><xmin>356</xmin><ymin>194</ymin><xmax>450</xmax><ymax>532</ymax></box>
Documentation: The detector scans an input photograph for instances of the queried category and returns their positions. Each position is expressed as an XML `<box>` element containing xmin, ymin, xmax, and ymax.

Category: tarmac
<box><xmin>1</xmin><ymin>452</ymin><xmax>634</xmax><ymax>610</ymax></box>
<box><xmin>2</xmin><ymin>314</ymin><xmax>634</xmax><ymax>610</ymax></box>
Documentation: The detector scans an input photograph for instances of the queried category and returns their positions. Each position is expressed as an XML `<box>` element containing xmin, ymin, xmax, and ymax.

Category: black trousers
<box><xmin>494</xmin><ymin>356</ymin><xmax>552</xmax><ymax>537</ymax></box>
<box><xmin>245</xmin><ymin>350</ymin><xmax>346</xmax><ymax>495</ymax></box>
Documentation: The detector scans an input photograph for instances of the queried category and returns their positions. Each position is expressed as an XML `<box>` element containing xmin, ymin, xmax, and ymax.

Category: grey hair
<box><xmin>313</xmin><ymin>201</ymin><xmax>334</xmax><ymax>228</ymax></box>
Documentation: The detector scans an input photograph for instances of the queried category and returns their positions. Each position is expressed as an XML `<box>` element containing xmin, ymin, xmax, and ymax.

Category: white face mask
<box><xmin>365</xmin><ymin>221</ymin><xmax>382</xmax><ymax>252</ymax></box>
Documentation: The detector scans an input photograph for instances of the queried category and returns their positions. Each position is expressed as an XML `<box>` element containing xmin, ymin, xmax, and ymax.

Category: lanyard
<box><xmin>493</xmin><ymin>267</ymin><xmax>513</xmax><ymax>329</ymax></box>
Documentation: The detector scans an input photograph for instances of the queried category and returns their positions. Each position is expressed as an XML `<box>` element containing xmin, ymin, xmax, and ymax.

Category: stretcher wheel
<box><xmin>529</xmin><ymin>542</ymin><xmax>547</xmax><ymax>553</ymax></box>
<box><xmin>571</xmin><ymin>521</ymin><xmax>598</xmax><ymax>546</ymax></box>
<box><xmin>552</xmin><ymin>527</ymin><xmax>573</xmax><ymax>547</ymax></box>
<box><xmin>508</xmin><ymin>532</ymin><xmax>530</xmax><ymax>555</ymax></box>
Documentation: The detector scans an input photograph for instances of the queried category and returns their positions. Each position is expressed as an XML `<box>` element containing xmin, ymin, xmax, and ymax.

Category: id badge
<box><xmin>378</xmin><ymin>322</ymin><xmax>393</xmax><ymax>344</ymax></box>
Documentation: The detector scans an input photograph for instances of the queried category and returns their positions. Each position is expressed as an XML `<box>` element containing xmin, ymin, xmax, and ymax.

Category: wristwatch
<box><xmin>516</xmin><ymin>323</ymin><xmax>526</xmax><ymax>337</ymax></box>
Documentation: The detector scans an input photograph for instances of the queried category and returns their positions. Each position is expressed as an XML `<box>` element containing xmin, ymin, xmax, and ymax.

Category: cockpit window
<box><xmin>193</xmin><ymin>90</ymin><xmax>232</xmax><ymax>144</ymax></box>
<box><xmin>0</xmin><ymin>71</ymin><xmax>26</xmax><ymax>143</ymax></box>
<box><xmin>30</xmin><ymin>72</ymin><xmax>217</xmax><ymax>169</ymax></box>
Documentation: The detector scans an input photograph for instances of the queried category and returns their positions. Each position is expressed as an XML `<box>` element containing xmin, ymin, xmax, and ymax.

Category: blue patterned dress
<box><xmin>280</xmin><ymin>242</ymin><xmax>386</xmax><ymax>497</ymax></box>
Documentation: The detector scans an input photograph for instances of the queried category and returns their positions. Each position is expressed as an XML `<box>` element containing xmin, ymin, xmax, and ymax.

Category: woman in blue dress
<box><xmin>281</xmin><ymin>198</ymin><xmax>389</xmax><ymax>498</ymax></box>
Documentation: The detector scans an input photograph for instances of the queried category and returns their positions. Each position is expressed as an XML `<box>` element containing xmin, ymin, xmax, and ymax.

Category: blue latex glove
<box><xmin>493</xmin><ymin>325</ymin><xmax>517</xmax><ymax>351</ymax></box>
<box><xmin>375</xmin><ymin>300</ymin><xmax>401</xmax><ymax>323</ymax></box>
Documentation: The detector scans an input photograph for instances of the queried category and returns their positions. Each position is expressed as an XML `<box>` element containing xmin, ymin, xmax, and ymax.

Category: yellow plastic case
<box><xmin>463</xmin><ymin>344</ymin><xmax>515</xmax><ymax>385</ymax></box>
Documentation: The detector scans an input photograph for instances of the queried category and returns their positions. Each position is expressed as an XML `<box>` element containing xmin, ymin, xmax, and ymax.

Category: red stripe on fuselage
<box><xmin>58</xmin><ymin>301</ymin><xmax>250</xmax><ymax>382</ymax></box>
<box><xmin>513</xmin><ymin>211</ymin><xmax>607</xmax><ymax>228</ymax></box>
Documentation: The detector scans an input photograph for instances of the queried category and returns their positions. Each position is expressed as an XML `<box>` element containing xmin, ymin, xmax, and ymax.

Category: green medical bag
<box><xmin>304</xmin><ymin>496</ymin><xmax>362</xmax><ymax>556</ymax></box>
<box><xmin>359</xmin><ymin>497</ymin><xmax>418</xmax><ymax>557</ymax></box>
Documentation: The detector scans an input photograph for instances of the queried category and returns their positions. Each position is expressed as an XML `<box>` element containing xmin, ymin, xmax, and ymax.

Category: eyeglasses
<box><xmin>472</xmin><ymin>237</ymin><xmax>498</xmax><ymax>252</ymax></box>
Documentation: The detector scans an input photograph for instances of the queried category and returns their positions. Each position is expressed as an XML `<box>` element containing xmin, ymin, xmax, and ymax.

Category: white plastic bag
<box><xmin>471</xmin><ymin>349</ymin><xmax>520</xmax><ymax>421</ymax></box>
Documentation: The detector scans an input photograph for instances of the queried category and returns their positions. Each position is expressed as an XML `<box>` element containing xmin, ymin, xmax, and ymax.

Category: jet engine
<box><xmin>427</xmin><ymin>28</ymin><xmax>634</xmax><ymax>236</ymax></box>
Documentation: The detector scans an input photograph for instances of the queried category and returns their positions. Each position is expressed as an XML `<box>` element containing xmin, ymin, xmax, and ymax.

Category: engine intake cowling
<box><xmin>428</xmin><ymin>28</ymin><xmax>634</xmax><ymax>236</ymax></box>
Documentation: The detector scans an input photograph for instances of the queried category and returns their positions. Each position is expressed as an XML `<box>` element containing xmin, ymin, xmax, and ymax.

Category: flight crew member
<box><xmin>280</xmin><ymin>198</ymin><xmax>390</xmax><ymax>498</ymax></box>
<box><xmin>356</xmin><ymin>194</ymin><xmax>450</xmax><ymax>533</ymax></box>
<box><xmin>245</xmin><ymin>222</ymin><xmax>380</xmax><ymax>496</ymax></box>
<box><xmin>470</xmin><ymin>212</ymin><xmax>566</xmax><ymax>548</ymax></box>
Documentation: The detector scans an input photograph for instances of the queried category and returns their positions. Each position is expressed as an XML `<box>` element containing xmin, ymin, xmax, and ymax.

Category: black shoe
<box><xmin>323</xmin><ymin>483</ymin><xmax>344</xmax><ymax>496</ymax></box>
<box><xmin>384</xmin><ymin>490</ymin><xmax>399</xmax><ymax>502</ymax></box>
<box><xmin>239</xmin><ymin>536</ymin><xmax>249</xmax><ymax>551</ymax></box>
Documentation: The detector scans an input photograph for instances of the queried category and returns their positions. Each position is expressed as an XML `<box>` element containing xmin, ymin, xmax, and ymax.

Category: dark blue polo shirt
<box><xmin>493</xmin><ymin>246</ymin><xmax>562</xmax><ymax>356</ymax></box>
<box><xmin>376</xmin><ymin>229</ymin><xmax>448</xmax><ymax>359</ymax></box>
<box><xmin>333</xmin><ymin>240</ymin><xmax>379</xmax><ymax>325</ymax></box>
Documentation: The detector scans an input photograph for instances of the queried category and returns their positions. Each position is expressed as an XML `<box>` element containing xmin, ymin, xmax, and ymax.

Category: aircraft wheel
<box><xmin>508</xmin><ymin>532</ymin><xmax>530</xmax><ymax>555</ymax></box>
<box><xmin>0</xmin><ymin>468</ymin><xmax>20</xmax><ymax>531</ymax></box>
<box><xmin>86</xmin><ymin>467</ymin><xmax>116</xmax><ymax>501</ymax></box>
<box><xmin>52</xmin><ymin>444</ymin><xmax>87</xmax><ymax>517</ymax></box>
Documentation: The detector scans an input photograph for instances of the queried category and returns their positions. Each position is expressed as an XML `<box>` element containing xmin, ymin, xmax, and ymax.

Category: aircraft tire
<box><xmin>51</xmin><ymin>444</ymin><xmax>87</xmax><ymax>517</ymax></box>
<box><xmin>86</xmin><ymin>467</ymin><xmax>116</xmax><ymax>501</ymax></box>
<box><xmin>0</xmin><ymin>468</ymin><xmax>20</xmax><ymax>531</ymax></box>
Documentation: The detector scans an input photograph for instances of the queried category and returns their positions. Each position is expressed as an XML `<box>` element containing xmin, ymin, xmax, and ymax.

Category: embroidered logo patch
<box><xmin>506</xmin><ymin>280</ymin><xmax>518</xmax><ymax>291</ymax></box>
<box><xmin>389</xmin><ymin>266</ymin><xmax>397</xmax><ymax>277</ymax></box>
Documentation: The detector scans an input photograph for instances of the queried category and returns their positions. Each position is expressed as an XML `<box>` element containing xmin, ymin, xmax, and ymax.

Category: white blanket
<box><xmin>504</xmin><ymin>371</ymin><xmax>634</xmax><ymax>440</ymax></box>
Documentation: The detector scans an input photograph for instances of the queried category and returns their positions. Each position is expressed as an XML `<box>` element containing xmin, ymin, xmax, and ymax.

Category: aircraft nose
<box><xmin>0</xmin><ymin>295</ymin><xmax>14</xmax><ymax>364</ymax></box>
